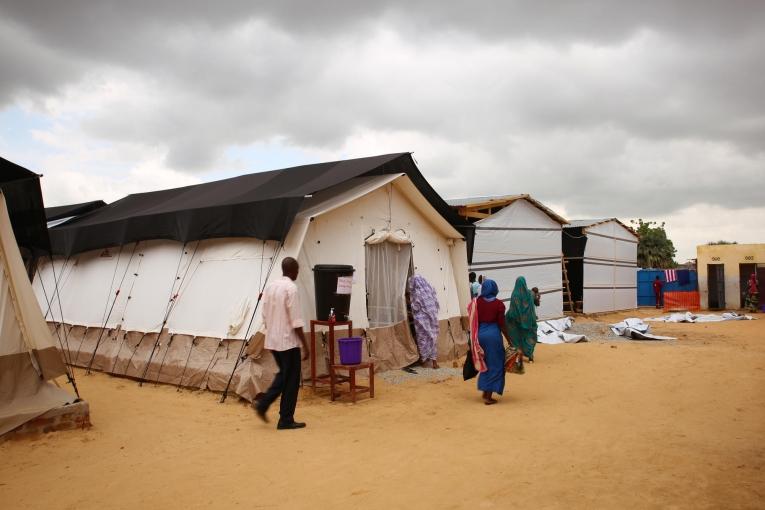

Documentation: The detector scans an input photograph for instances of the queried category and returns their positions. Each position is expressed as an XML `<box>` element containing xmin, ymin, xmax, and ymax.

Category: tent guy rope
<box><xmin>85</xmin><ymin>242</ymin><xmax>139</xmax><ymax>374</ymax></box>
<box><xmin>139</xmin><ymin>241</ymin><xmax>200</xmax><ymax>386</ymax></box>
<box><xmin>219</xmin><ymin>241</ymin><xmax>283</xmax><ymax>403</ymax></box>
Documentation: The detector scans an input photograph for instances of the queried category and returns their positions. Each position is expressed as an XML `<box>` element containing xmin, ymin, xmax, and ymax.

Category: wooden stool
<box><xmin>330</xmin><ymin>362</ymin><xmax>374</xmax><ymax>403</ymax></box>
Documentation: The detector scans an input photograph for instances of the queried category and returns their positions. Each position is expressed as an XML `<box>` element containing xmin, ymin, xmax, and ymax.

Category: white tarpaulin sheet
<box><xmin>645</xmin><ymin>312</ymin><xmax>755</xmax><ymax>323</ymax></box>
<box><xmin>470</xmin><ymin>199</ymin><xmax>564</xmax><ymax>319</ymax></box>
<box><xmin>536</xmin><ymin>317</ymin><xmax>587</xmax><ymax>344</ymax></box>
<box><xmin>609</xmin><ymin>318</ymin><xmax>676</xmax><ymax>340</ymax></box>
<box><xmin>581</xmin><ymin>220</ymin><xmax>638</xmax><ymax>314</ymax></box>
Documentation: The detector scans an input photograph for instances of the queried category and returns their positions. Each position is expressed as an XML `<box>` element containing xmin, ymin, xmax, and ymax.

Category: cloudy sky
<box><xmin>1</xmin><ymin>1</ymin><xmax>763</xmax><ymax>261</ymax></box>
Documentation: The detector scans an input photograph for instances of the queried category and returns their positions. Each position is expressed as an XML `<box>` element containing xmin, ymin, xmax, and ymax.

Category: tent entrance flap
<box><xmin>365</xmin><ymin>241</ymin><xmax>412</xmax><ymax>328</ymax></box>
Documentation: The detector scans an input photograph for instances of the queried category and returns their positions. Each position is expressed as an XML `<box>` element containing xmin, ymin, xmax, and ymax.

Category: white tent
<box><xmin>34</xmin><ymin>171</ymin><xmax>470</xmax><ymax>401</ymax></box>
<box><xmin>563</xmin><ymin>219</ymin><xmax>638</xmax><ymax>314</ymax></box>
<box><xmin>449</xmin><ymin>195</ymin><xmax>567</xmax><ymax>319</ymax></box>
<box><xmin>0</xmin><ymin>192</ymin><xmax>76</xmax><ymax>436</ymax></box>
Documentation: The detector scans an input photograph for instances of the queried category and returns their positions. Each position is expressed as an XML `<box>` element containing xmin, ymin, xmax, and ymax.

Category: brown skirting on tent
<box><xmin>31</xmin><ymin>347</ymin><xmax>67</xmax><ymax>380</ymax></box>
<box><xmin>47</xmin><ymin>316</ymin><xmax>469</xmax><ymax>399</ymax></box>
<box><xmin>0</xmin><ymin>350</ymin><xmax>76</xmax><ymax>435</ymax></box>
<box><xmin>367</xmin><ymin>316</ymin><xmax>468</xmax><ymax>370</ymax></box>
<box><xmin>47</xmin><ymin>323</ymin><xmax>278</xmax><ymax>402</ymax></box>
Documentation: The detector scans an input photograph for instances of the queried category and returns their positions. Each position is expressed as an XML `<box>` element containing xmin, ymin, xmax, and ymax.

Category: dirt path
<box><xmin>2</xmin><ymin>312</ymin><xmax>764</xmax><ymax>509</ymax></box>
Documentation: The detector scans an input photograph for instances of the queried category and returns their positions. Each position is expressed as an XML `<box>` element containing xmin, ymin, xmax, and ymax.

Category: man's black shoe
<box><xmin>277</xmin><ymin>421</ymin><xmax>306</xmax><ymax>430</ymax></box>
<box><xmin>253</xmin><ymin>403</ymin><xmax>268</xmax><ymax>423</ymax></box>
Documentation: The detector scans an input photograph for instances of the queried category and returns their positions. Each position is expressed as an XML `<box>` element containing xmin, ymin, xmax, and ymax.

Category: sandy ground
<box><xmin>2</xmin><ymin>310</ymin><xmax>764</xmax><ymax>510</ymax></box>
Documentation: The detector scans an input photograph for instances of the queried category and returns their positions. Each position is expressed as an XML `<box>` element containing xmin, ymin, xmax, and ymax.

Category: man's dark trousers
<box><xmin>256</xmin><ymin>347</ymin><xmax>301</xmax><ymax>425</ymax></box>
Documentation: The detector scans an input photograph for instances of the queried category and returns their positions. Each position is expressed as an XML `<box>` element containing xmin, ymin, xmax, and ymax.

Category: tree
<box><xmin>707</xmin><ymin>240</ymin><xmax>737</xmax><ymax>245</ymax></box>
<box><xmin>630</xmin><ymin>219</ymin><xmax>677</xmax><ymax>269</ymax></box>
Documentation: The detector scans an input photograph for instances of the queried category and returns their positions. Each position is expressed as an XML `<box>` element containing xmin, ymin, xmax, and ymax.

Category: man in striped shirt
<box><xmin>254</xmin><ymin>257</ymin><xmax>310</xmax><ymax>430</ymax></box>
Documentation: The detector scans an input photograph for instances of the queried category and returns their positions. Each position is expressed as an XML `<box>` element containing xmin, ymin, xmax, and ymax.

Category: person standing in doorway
<box><xmin>255</xmin><ymin>257</ymin><xmax>310</xmax><ymax>430</ymax></box>
<box><xmin>469</xmin><ymin>272</ymin><xmax>481</xmax><ymax>299</ymax></box>
<box><xmin>653</xmin><ymin>276</ymin><xmax>664</xmax><ymax>309</ymax></box>
<box><xmin>408</xmin><ymin>274</ymin><xmax>440</xmax><ymax>368</ymax></box>
<box><xmin>745</xmin><ymin>272</ymin><xmax>759</xmax><ymax>313</ymax></box>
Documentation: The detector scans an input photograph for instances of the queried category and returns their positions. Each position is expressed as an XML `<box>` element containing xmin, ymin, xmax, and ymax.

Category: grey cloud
<box><xmin>5</xmin><ymin>1</ymin><xmax>765</xmax><ymax>46</ymax></box>
<box><xmin>0</xmin><ymin>19</ymin><xmax>87</xmax><ymax>105</ymax></box>
<box><xmin>1</xmin><ymin>0</ymin><xmax>764</xmax><ymax>220</ymax></box>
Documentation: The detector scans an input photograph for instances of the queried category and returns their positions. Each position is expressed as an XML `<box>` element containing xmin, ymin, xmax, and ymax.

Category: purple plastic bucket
<box><xmin>338</xmin><ymin>337</ymin><xmax>363</xmax><ymax>365</ymax></box>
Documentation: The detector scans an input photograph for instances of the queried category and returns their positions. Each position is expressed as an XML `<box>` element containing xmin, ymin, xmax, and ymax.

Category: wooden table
<box><xmin>309</xmin><ymin>320</ymin><xmax>352</xmax><ymax>390</ymax></box>
<box><xmin>309</xmin><ymin>319</ymin><xmax>374</xmax><ymax>403</ymax></box>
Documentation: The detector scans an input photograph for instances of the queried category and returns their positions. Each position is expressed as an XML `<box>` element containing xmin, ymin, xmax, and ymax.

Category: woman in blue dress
<box><xmin>475</xmin><ymin>279</ymin><xmax>511</xmax><ymax>405</ymax></box>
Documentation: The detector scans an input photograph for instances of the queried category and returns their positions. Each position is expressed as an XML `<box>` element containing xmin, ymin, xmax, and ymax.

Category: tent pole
<box><xmin>86</xmin><ymin>243</ymin><xmax>138</xmax><ymax>375</ymax></box>
<box><xmin>199</xmin><ymin>340</ymin><xmax>222</xmax><ymax>391</ymax></box>
<box><xmin>219</xmin><ymin>241</ymin><xmax>283</xmax><ymax>403</ymax></box>
<box><xmin>48</xmin><ymin>256</ymin><xmax>76</xmax><ymax>364</ymax></box>
<box><xmin>41</xmin><ymin>257</ymin><xmax>66</xmax><ymax>320</ymax></box>
<box><xmin>40</xmin><ymin>254</ymin><xmax>81</xmax><ymax>399</ymax></box>
<box><xmin>107</xmin><ymin>253</ymin><xmax>146</xmax><ymax>374</ymax></box>
<box><xmin>152</xmin><ymin>334</ymin><xmax>175</xmax><ymax>386</ymax></box>
<box><xmin>138</xmin><ymin>241</ymin><xmax>197</xmax><ymax>387</ymax></box>
<box><xmin>121</xmin><ymin>332</ymin><xmax>148</xmax><ymax>377</ymax></box>
<box><xmin>176</xmin><ymin>337</ymin><xmax>197</xmax><ymax>391</ymax></box>
<box><xmin>100</xmin><ymin>245</ymin><xmax>124</xmax><ymax>327</ymax></box>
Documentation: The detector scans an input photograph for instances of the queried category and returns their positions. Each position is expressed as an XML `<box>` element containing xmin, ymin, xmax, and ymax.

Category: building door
<box><xmin>758</xmin><ymin>267</ymin><xmax>765</xmax><ymax>311</ymax></box>
<box><xmin>739</xmin><ymin>263</ymin><xmax>756</xmax><ymax>308</ymax></box>
<box><xmin>708</xmin><ymin>264</ymin><xmax>725</xmax><ymax>309</ymax></box>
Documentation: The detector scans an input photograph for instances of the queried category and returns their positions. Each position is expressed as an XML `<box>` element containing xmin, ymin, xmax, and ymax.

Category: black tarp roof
<box><xmin>45</xmin><ymin>200</ymin><xmax>107</xmax><ymax>221</ymax></box>
<box><xmin>49</xmin><ymin>153</ymin><xmax>475</xmax><ymax>258</ymax></box>
<box><xmin>0</xmin><ymin>156</ymin><xmax>50</xmax><ymax>255</ymax></box>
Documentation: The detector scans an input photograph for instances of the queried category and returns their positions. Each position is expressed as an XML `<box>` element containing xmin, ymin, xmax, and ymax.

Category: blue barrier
<box><xmin>637</xmin><ymin>269</ymin><xmax>698</xmax><ymax>307</ymax></box>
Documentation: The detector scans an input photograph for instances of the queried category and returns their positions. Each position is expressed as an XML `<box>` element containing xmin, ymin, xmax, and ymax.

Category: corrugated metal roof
<box><xmin>565</xmin><ymin>219</ymin><xmax>611</xmax><ymax>228</ymax></box>
<box><xmin>447</xmin><ymin>194</ymin><xmax>567</xmax><ymax>225</ymax></box>
<box><xmin>565</xmin><ymin>218</ymin><xmax>638</xmax><ymax>238</ymax></box>
<box><xmin>446</xmin><ymin>194</ymin><xmax>527</xmax><ymax>207</ymax></box>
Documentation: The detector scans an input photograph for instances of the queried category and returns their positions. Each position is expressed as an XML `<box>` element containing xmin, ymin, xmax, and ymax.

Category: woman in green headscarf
<box><xmin>505</xmin><ymin>276</ymin><xmax>538</xmax><ymax>362</ymax></box>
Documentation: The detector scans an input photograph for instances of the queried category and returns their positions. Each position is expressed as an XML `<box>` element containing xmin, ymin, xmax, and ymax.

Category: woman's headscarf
<box><xmin>480</xmin><ymin>279</ymin><xmax>499</xmax><ymax>302</ymax></box>
<box><xmin>505</xmin><ymin>276</ymin><xmax>537</xmax><ymax>330</ymax></box>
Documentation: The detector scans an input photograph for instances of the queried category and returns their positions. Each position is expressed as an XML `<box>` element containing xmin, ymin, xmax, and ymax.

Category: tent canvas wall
<box><xmin>448</xmin><ymin>195</ymin><xmax>567</xmax><ymax>319</ymax></box>
<box><xmin>563</xmin><ymin>219</ymin><xmax>638</xmax><ymax>314</ymax></box>
<box><xmin>34</xmin><ymin>156</ymin><xmax>471</xmax><ymax>401</ymax></box>
<box><xmin>0</xmin><ymin>191</ymin><xmax>76</xmax><ymax>436</ymax></box>
<box><xmin>0</xmin><ymin>156</ymin><xmax>52</xmax><ymax>275</ymax></box>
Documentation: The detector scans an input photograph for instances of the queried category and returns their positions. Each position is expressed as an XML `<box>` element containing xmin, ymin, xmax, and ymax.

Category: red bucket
<box><xmin>338</xmin><ymin>337</ymin><xmax>363</xmax><ymax>365</ymax></box>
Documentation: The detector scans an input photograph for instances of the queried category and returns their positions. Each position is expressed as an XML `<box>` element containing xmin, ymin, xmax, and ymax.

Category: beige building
<box><xmin>697</xmin><ymin>243</ymin><xmax>765</xmax><ymax>310</ymax></box>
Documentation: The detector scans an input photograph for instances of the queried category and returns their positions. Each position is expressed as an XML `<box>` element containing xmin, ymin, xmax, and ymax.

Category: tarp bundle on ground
<box><xmin>537</xmin><ymin>317</ymin><xmax>587</xmax><ymax>344</ymax></box>
<box><xmin>34</xmin><ymin>154</ymin><xmax>474</xmax><ymax>400</ymax></box>
<box><xmin>609</xmin><ymin>318</ymin><xmax>676</xmax><ymax>340</ymax></box>
<box><xmin>0</xmin><ymin>190</ymin><xmax>76</xmax><ymax>436</ymax></box>
<box><xmin>645</xmin><ymin>312</ymin><xmax>754</xmax><ymax>323</ymax></box>
<box><xmin>448</xmin><ymin>195</ymin><xmax>567</xmax><ymax>319</ymax></box>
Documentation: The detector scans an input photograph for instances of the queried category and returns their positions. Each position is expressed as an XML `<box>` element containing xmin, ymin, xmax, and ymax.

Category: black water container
<box><xmin>313</xmin><ymin>264</ymin><xmax>355</xmax><ymax>321</ymax></box>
